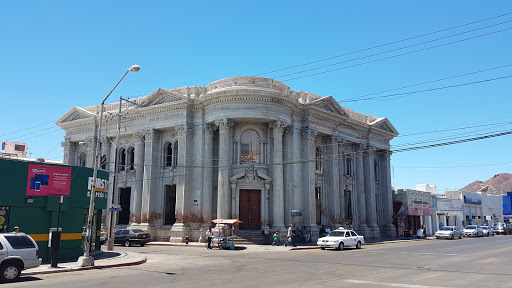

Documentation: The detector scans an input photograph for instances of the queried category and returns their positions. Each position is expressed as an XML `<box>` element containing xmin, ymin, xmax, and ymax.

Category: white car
<box><xmin>435</xmin><ymin>226</ymin><xmax>462</xmax><ymax>240</ymax></box>
<box><xmin>317</xmin><ymin>228</ymin><xmax>364</xmax><ymax>250</ymax></box>
<box><xmin>0</xmin><ymin>233</ymin><xmax>42</xmax><ymax>283</ymax></box>
<box><xmin>463</xmin><ymin>225</ymin><xmax>483</xmax><ymax>237</ymax></box>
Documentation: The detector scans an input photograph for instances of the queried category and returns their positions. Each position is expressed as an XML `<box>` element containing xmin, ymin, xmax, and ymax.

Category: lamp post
<box><xmin>106</xmin><ymin>96</ymin><xmax>141</xmax><ymax>251</ymax></box>
<box><xmin>77</xmin><ymin>65</ymin><xmax>140</xmax><ymax>267</ymax></box>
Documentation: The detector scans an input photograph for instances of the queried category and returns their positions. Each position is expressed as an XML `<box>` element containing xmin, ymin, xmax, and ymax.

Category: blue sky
<box><xmin>1</xmin><ymin>1</ymin><xmax>511</xmax><ymax>192</ymax></box>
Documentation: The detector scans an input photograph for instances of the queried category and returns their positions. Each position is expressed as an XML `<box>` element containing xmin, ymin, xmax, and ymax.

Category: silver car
<box><xmin>480</xmin><ymin>226</ymin><xmax>494</xmax><ymax>236</ymax></box>
<box><xmin>0</xmin><ymin>233</ymin><xmax>42</xmax><ymax>283</ymax></box>
<box><xmin>435</xmin><ymin>226</ymin><xmax>462</xmax><ymax>240</ymax></box>
<box><xmin>463</xmin><ymin>225</ymin><xmax>483</xmax><ymax>237</ymax></box>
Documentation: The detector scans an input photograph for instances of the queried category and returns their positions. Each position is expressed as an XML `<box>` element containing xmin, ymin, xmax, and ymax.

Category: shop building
<box><xmin>393</xmin><ymin>189</ymin><xmax>436</xmax><ymax>237</ymax></box>
<box><xmin>0</xmin><ymin>158</ymin><xmax>107</xmax><ymax>262</ymax></box>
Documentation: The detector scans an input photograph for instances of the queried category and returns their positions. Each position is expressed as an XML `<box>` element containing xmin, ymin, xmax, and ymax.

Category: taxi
<box><xmin>317</xmin><ymin>228</ymin><xmax>364</xmax><ymax>250</ymax></box>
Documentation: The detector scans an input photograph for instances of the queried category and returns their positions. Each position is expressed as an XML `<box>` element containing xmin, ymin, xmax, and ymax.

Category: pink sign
<box><xmin>26</xmin><ymin>164</ymin><xmax>72</xmax><ymax>196</ymax></box>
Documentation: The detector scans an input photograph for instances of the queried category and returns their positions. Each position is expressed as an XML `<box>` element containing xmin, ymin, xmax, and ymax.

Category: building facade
<box><xmin>56</xmin><ymin>76</ymin><xmax>398</xmax><ymax>241</ymax></box>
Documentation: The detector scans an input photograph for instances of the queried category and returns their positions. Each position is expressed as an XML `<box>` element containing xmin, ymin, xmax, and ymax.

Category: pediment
<box><xmin>230</xmin><ymin>167</ymin><xmax>272</xmax><ymax>184</ymax></box>
<box><xmin>141</xmin><ymin>88</ymin><xmax>186</xmax><ymax>107</ymax></box>
<box><xmin>55</xmin><ymin>107</ymin><xmax>95</xmax><ymax>125</ymax></box>
<box><xmin>369</xmin><ymin>117</ymin><xmax>399</xmax><ymax>136</ymax></box>
<box><xmin>308</xmin><ymin>96</ymin><xmax>348</xmax><ymax>118</ymax></box>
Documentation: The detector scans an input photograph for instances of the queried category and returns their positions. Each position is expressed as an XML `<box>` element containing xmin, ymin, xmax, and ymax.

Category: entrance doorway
<box><xmin>164</xmin><ymin>185</ymin><xmax>176</xmax><ymax>225</ymax></box>
<box><xmin>118</xmin><ymin>188</ymin><xmax>131</xmax><ymax>225</ymax></box>
<box><xmin>239</xmin><ymin>189</ymin><xmax>261</xmax><ymax>230</ymax></box>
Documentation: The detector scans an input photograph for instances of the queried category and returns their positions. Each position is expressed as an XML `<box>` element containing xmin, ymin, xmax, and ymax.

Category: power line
<box><xmin>344</xmin><ymin>64</ymin><xmax>512</xmax><ymax>102</ymax></box>
<box><xmin>256</xmin><ymin>12</ymin><xmax>512</xmax><ymax>77</ymax></box>
<box><xmin>282</xmin><ymin>27</ymin><xmax>512</xmax><ymax>82</ymax></box>
<box><xmin>342</xmin><ymin>75</ymin><xmax>512</xmax><ymax>102</ymax></box>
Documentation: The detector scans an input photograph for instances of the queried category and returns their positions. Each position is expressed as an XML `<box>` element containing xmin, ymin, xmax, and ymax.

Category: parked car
<box><xmin>100</xmin><ymin>231</ymin><xmax>108</xmax><ymax>245</ymax></box>
<box><xmin>114</xmin><ymin>229</ymin><xmax>151</xmax><ymax>247</ymax></box>
<box><xmin>492</xmin><ymin>222</ymin><xmax>511</xmax><ymax>235</ymax></box>
<box><xmin>317</xmin><ymin>228</ymin><xmax>364</xmax><ymax>250</ymax></box>
<box><xmin>435</xmin><ymin>226</ymin><xmax>462</xmax><ymax>240</ymax></box>
<box><xmin>463</xmin><ymin>225</ymin><xmax>483</xmax><ymax>237</ymax></box>
<box><xmin>0</xmin><ymin>233</ymin><xmax>42</xmax><ymax>283</ymax></box>
<box><xmin>480</xmin><ymin>226</ymin><xmax>494</xmax><ymax>236</ymax></box>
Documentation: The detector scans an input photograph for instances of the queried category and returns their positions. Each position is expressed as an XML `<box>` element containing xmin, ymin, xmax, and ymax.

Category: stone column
<box><xmin>216</xmin><ymin>119</ymin><xmax>233</xmax><ymax>220</ymax></box>
<box><xmin>170</xmin><ymin>125</ymin><xmax>193</xmax><ymax>242</ymax></box>
<box><xmin>100</xmin><ymin>137</ymin><xmax>111</xmax><ymax>170</ymax></box>
<box><xmin>85</xmin><ymin>137</ymin><xmax>96</xmax><ymax>168</ymax></box>
<box><xmin>284</xmin><ymin>127</ymin><xmax>293</xmax><ymax>226</ymax></box>
<box><xmin>326</xmin><ymin>136</ymin><xmax>341</xmax><ymax>227</ymax></box>
<box><xmin>292</xmin><ymin>124</ymin><xmax>303</xmax><ymax>227</ymax></box>
<box><xmin>270</xmin><ymin>121</ymin><xmax>287</xmax><ymax>230</ymax></box>
<box><xmin>355</xmin><ymin>144</ymin><xmax>370</xmax><ymax>236</ymax></box>
<box><xmin>380</xmin><ymin>150</ymin><xmax>397</xmax><ymax>237</ymax></box>
<box><xmin>131</xmin><ymin>131</ymin><xmax>145</xmax><ymax>224</ymax></box>
<box><xmin>338</xmin><ymin>139</ymin><xmax>346</xmax><ymax>226</ymax></box>
<box><xmin>363</xmin><ymin>146</ymin><xmax>380</xmax><ymax>239</ymax></box>
<box><xmin>141</xmin><ymin>129</ymin><xmax>161</xmax><ymax>227</ymax></box>
<box><xmin>61</xmin><ymin>138</ymin><xmax>78</xmax><ymax>166</ymax></box>
<box><xmin>234</xmin><ymin>137</ymin><xmax>241</xmax><ymax>164</ymax></box>
<box><xmin>201</xmin><ymin>124</ymin><xmax>215</xmax><ymax>226</ymax></box>
<box><xmin>302</xmin><ymin>128</ymin><xmax>318</xmax><ymax>236</ymax></box>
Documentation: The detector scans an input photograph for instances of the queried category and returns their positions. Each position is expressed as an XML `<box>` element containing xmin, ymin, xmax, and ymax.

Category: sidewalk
<box><xmin>23</xmin><ymin>251</ymin><xmax>147</xmax><ymax>276</ymax></box>
<box><xmin>146</xmin><ymin>235</ymin><xmax>437</xmax><ymax>250</ymax></box>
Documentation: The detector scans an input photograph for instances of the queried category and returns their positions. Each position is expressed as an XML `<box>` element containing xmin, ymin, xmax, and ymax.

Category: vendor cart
<box><xmin>211</xmin><ymin>219</ymin><xmax>241</xmax><ymax>249</ymax></box>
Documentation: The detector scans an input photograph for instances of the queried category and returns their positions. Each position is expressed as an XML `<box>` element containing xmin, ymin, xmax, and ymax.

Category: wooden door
<box><xmin>239</xmin><ymin>190</ymin><xmax>261</xmax><ymax>230</ymax></box>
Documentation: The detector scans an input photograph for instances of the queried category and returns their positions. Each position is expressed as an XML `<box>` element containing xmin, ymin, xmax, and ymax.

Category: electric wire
<box><xmin>256</xmin><ymin>12</ymin><xmax>512</xmax><ymax>77</ymax></box>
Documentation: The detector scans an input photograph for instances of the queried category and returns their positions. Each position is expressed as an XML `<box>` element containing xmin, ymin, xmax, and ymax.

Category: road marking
<box><xmin>345</xmin><ymin>279</ymin><xmax>450</xmax><ymax>288</ymax></box>
<box><xmin>367</xmin><ymin>251</ymin><xmax>461</xmax><ymax>256</ymax></box>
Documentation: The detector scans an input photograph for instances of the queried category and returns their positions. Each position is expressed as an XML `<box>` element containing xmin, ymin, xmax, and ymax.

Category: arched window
<box><xmin>344</xmin><ymin>157</ymin><xmax>352</xmax><ymax>177</ymax></box>
<box><xmin>119</xmin><ymin>147</ymin><xmax>126</xmax><ymax>171</ymax></box>
<box><xmin>315</xmin><ymin>147</ymin><xmax>322</xmax><ymax>172</ymax></box>
<box><xmin>79</xmin><ymin>152</ymin><xmax>86</xmax><ymax>167</ymax></box>
<box><xmin>101</xmin><ymin>155</ymin><xmax>108</xmax><ymax>170</ymax></box>
<box><xmin>240</xmin><ymin>130</ymin><xmax>259</xmax><ymax>163</ymax></box>
<box><xmin>127</xmin><ymin>147</ymin><xmax>135</xmax><ymax>170</ymax></box>
<box><xmin>165</xmin><ymin>142</ymin><xmax>173</xmax><ymax>167</ymax></box>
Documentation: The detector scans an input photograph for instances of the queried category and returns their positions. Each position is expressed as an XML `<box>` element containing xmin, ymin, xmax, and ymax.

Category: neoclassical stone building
<box><xmin>56</xmin><ymin>76</ymin><xmax>398</xmax><ymax>241</ymax></box>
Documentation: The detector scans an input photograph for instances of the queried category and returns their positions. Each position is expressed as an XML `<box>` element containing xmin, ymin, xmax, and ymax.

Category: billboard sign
<box><xmin>26</xmin><ymin>164</ymin><xmax>72</xmax><ymax>196</ymax></box>
<box><xmin>437</xmin><ymin>198</ymin><xmax>463</xmax><ymax>211</ymax></box>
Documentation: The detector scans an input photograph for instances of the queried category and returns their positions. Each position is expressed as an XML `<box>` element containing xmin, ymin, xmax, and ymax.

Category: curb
<box><xmin>23</xmin><ymin>253</ymin><xmax>147</xmax><ymax>276</ymax></box>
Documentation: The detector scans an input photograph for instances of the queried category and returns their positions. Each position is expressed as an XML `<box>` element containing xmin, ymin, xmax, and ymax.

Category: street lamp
<box><xmin>77</xmin><ymin>65</ymin><xmax>140</xmax><ymax>267</ymax></box>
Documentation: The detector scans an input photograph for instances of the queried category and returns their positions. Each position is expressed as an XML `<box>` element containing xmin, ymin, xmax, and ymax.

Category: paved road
<box><xmin>10</xmin><ymin>235</ymin><xmax>512</xmax><ymax>288</ymax></box>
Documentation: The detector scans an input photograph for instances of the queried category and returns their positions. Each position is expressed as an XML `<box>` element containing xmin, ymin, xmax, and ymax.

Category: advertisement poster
<box><xmin>0</xmin><ymin>207</ymin><xmax>9</xmax><ymax>233</ymax></box>
<box><xmin>26</xmin><ymin>164</ymin><xmax>72</xmax><ymax>196</ymax></box>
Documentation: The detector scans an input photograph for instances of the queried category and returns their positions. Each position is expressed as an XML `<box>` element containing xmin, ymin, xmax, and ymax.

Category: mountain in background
<box><xmin>459</xmin><ymin>173</ymin><xmax>512</xmax><ymax>195</ymax></box>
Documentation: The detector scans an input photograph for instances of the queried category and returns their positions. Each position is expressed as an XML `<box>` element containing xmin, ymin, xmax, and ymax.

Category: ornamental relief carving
<box><xmin>177</xmin><ymin>125</ymin><xmax>194</xmax><ymax>137</ymax></box>
<box><xmin>67</xmin><ymin>127</ymin><xmax>95</xmax><ymax>136</ymax></box>
<box><xmin>147</xmin><ymin>112</ymin><xmax>186</xmax><ymax>123</ymax></box>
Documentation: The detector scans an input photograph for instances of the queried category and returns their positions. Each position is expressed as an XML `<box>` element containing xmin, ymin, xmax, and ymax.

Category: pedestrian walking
<box><xmin>272</xmin><ymin>231</ymin><xmax>279</xmax><ymax>246</ymax></box>
<box><xmin>285</xmin><ymin>224</ymin><xmax>296</xmax><ymax>247</ymax></box>
<box><xmin>206</xmin><ymin>227</ymin><xmax>213</xmax><ymax>249</ymax></box>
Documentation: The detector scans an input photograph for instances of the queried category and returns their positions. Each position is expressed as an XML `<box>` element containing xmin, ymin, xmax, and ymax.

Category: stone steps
<box><xmin>232</xmin><ymin>230</ymin><xmax>267</xmax><ymax>245</ymax></box>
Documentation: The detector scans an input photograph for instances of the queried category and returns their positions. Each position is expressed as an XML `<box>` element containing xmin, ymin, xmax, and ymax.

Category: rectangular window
<box><xmin>4</xmin><ymin>236</ymin><xmax>35</xmax><ymax>249</ymax></box>
<box><xmin>14</xmin><ymin>144</ymin><xmax>25</xmax><ymax>152</ymax></box>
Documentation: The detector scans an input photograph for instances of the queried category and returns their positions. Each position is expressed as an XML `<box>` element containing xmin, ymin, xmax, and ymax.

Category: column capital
<box><xmin>204</xmin><ymin>123</ymin><xmax>216</xmax><ymax>135</ymax></box>
<box><xmin>326</xmin><ymin>135</ymin><xmax>338</xmax><ymax>144</ymax></box>
<box><xmin>269</xmin><ymin>120</ymin><xmax>288</xmax><ymax>135</ymax></box>
<box><xmin>61</xmin><ymin>140</ymin><xmax>78</xmax><ymax>150</ymax></box>
<box><xmin>134</xmin><ymin>130</ymin><xmax>145</xmax><ymax>142</ymax></box>
<box><xmin>84</xmin><ymin>137</ymin><xmax>96</xmax><ymax>150</ymax></box>
<box><xmin>301</xmin><ymin>128</ymin><xmax>317</xmax><ymax>140</ymax></box>
<box><xmin>144</xmin><ymin>129</ymin><xmax>160</xmax><ymax>141</ymax></box>
<box><xmin>215</xmin><ymin>119</ymin><xmax>233</xmax><ymax>132</ymax></box>
<box><xmin>177</xmin><ymin>124</ymin><xmax>193</xmax><ymax>137</ymax></box>
<box><xmin>100</xmin><ymin>137</ymin><xmax>111</xmax><ymax>146</ymax></box>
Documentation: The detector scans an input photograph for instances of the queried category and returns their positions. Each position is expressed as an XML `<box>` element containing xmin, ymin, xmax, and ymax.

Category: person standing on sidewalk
<box><xmin>206</xmin><ymin>227</ymin><xmax>213</xmax><ymax>249</ymax></box>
